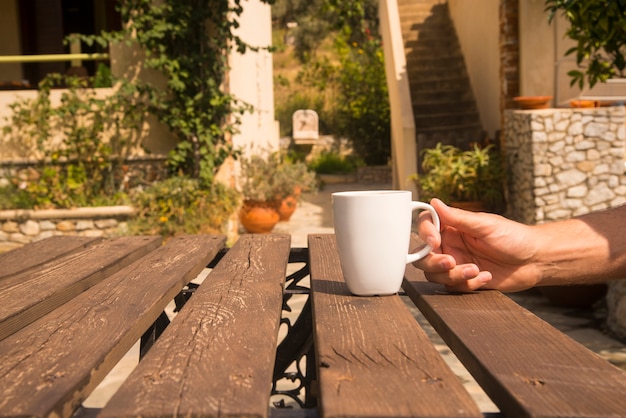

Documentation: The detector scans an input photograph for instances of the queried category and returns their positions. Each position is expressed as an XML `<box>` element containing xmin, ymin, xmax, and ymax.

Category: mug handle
<box><xmin>406</xmin><ymin>202</ymin><xmax>440</xmax><ymax>264</ymax></box>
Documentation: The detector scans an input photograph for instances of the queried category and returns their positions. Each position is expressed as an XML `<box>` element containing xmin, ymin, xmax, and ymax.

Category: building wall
<box><xmin>0</xmin><ymin>0</ymin><xmax>22</xmax><ymax>82</ymax></box>
<box><xmin>229</xmin><ymin>0</ymin><xmax>278</xmax><ymax>157</ymax></box>
<box><xmin>448</xmin><ymin>0</ymin><xmax>500</xmax><ymax>139</ymax></box>
<box><xmin>449</xmin><ymin>0</ymin><xmax>583</xmax><ymax>137</ymax></box>
<box><xmin>518</xmin><ymin>0</ymin><xmax>580</xmax><ymax>106</ymax></box>
<box><xmin>0</xmin><ymin>0</ymin><xmax>277</xmax><ymax>172</ymax></box>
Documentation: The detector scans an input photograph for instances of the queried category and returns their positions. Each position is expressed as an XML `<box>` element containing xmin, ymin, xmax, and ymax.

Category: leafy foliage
<box><xmin>545</xmin><ymin>0</ymin><xmax>626</xmax><ymax>88</ymax></box>
<box><xmin>239</xmin><ymin>152</ymin><xmax>317</xmax><ymax>202</ymax></box>
<box><xmin>307</xmin><ymin>150</ymin><xmax>364</xmax><ymax>174</ymax></box>
<box><xmin>1</xmin><ymin>74</ymin><xmax>146</xmax><ymax>208</ymax></box>
<box><xmin>331</xmin><ymin>33</ymin><xmax>390</xmax><ymax>166</ymax></box>
<box><xmin>415</xmin><ymin>143</ymin><xmax>504</xmax><ymax>211</ymax></box>
<box><xmin>117</xmin><ymin>0</ymin><xmax>255</xmax><ymax>185</ymax></box>
<box><xmin>79</xmin><ymin>0</ymin><xmax>275</xmax><ymax>186</ymax></box>
<box><xmin>128</xmin><ymin>176</ymin><xmax>240</xmax><ymax>238</ymax></box>
<box><xmin>282</xmin><ymin>0</ymin><xmax>390</xmax><ymax>165</ymax></box>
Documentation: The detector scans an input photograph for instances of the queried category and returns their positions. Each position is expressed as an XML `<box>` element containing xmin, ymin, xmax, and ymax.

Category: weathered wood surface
<box><xmin>0</xmin><ymin>234</ymin><xmax>225</xmax><ymax>418</ymax></box>
<box><xmin>403</xmin><ymin>264</ymin><xmax>626</xmax><ymax>417</ymax></box>
<box><xmin>0</xmin><ymin>235</ymin><xmax>162</xmax><ymax>341</ymax></box>
<box><xmin>308</xmin><ymin>234</ymin><xmax>481</xmax><ymax>418</ymax></box>
<box><xmin>100</xmin><ymin>234</ymin><xmax>291</xmax><ymax>418</ymax></box>
<box><xmin>0</xmin><ymin>235</ymin><xmax>101</xmax><ymax>281</ymax></box>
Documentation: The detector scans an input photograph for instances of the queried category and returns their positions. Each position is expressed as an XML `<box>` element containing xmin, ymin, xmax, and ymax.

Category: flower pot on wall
<box><xmin>569</xmin><ymin>99</ymin><xmax>596</xmax><ymax>108</ymax></box>
<box><xmin>513</xmin><ymin>96</ymin><xmax>553</xmax><ymax>110</ymax></box>
<box><xmin>239</xmin><ymin>200</ymin><xmax>280</xmax><ymax>234</ymax></box>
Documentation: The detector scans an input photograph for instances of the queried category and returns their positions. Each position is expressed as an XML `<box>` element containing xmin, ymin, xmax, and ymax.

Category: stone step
<box><xmin>412</xmin><ymin>99</ymin><xmax>478</xmax><ymax>115</ymax></box>
<box><xmin>411</xmin><ymin>75</ymin><xmax>473</xmax><ymax>92</ymax></box>
<box><xmin>405</xmin><ymin>39</ymin><xmax>462</xmax><ymax>54</ymax></box>
<box><xmin>416</xmin><ymin>126</ymin><xmax>486</xmax><ymax>147</ymax></box>
<box><xmin>414</xmin><ymin>112</ymin><xmax>481</xmax><ymax>129</ymax></box>
<box><xmin>410</xmin><ymin>87</ymin><xmax>475</xmax><ymax>102</ymax></box>
<box><xmin>400</xmin><ymin>0</ymin><xmax>485</xmax><ymax>150</ymax></box>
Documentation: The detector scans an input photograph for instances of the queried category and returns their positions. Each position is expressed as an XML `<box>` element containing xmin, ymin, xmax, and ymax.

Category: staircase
<box><xmin>398</xmin><ymin>0</ymin><xmax>484</xmax><ymax>169</ymax></box>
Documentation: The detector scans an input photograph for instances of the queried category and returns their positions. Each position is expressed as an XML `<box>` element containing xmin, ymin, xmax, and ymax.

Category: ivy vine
<box><xmin>88</xmin><ymin>0</ymin><xmax>274</xmax><ymax>186</ymax></box>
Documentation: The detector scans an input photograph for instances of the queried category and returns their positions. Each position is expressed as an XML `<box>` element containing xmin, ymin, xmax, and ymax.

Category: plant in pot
<box><xmin>239</xmin><ymin>153</ymin><xmax>317</xmax><ymax>233</ymax></box>
<box><xmin>411</xmin><ymin>143</ymin><xmax>505</xmax><ymax>212</ymax></box>
<box><xmin>274</xmin><ymin>156</ymin><xmax>317</xmax><ymax>221</ymax></box>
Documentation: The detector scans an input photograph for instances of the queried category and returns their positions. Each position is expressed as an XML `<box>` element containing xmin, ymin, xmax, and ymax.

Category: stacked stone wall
<box><xmin>505</xmin><ymin>106</ymin><xmax>626</xmax><ymax>224</ymax></box>
<box><xmin>357</xmin><ymin>165</ymin><xmax>393</xmax><ymax>184</ymax></box>
<box><xmin>0</xmin><ymin>206</ymin><xmax>134</xmax><ymax>250</ymax></box>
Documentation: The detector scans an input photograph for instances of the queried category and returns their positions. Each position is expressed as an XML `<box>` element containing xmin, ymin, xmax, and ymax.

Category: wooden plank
<box><xmin>0</xmin><ymin>235</ymin><xmax>101</xmax><ymax>281</ymax></box>
<box><xmin>308</xmin><ymin>234</ymin><xmax>481</xmax><ymax>418</ymax></box>
<box><xmin>0</xmin><ymin>235</ymin><xmax>162</xmax><ymax>341</ymax></box>
<box><xmin>0</xmin><ymin>234</ymin><xmax>225</xmax><ymax>418</ymax></box>
<box><xmin>403</xmin><ymin>264</ymin><xmax>626</xmax><ymax>417</ymax></box>
<box><xmin>100</xmin><ymin>234</ymin><xmax>291</xmax><ymax>418</ymax></box>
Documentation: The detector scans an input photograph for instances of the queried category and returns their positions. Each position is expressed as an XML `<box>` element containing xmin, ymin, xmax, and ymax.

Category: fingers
<box><xmin>432</xmin><ymin>267</ymin><xmax>492</xmax><ymax>292</ymax></box>
<box><xmin>415</xmin><ymin>199</ymin><xmax>495</xmax><ymax>292</ymax></box>
<box><xmin>416</xmin><ymin>205</ymin><xmax>442</xmax><ymax>249</ymax></box>
<box><xmin>446</xmin><ymin>270</ymin><xmax>492</xmax><ymax>292</ymax></box>
<box><xmin>413</xmin><ymin>252</ymin><xmax>492</xmax><ymax>292</ymax></box>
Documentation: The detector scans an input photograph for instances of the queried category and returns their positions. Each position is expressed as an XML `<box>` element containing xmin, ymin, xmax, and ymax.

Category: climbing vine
<box><xmin>87</xmin><ymin>0</ymin><xmax>274</xmax><ymax>186</ymax></box>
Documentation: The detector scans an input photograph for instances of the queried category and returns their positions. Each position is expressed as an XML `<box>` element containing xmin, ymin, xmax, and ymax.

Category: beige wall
<box><xmin>0</xmin><ymin>0</ymin><xmax>276</xmax><ymax>166</ymax></box>
<box><xmin>229</xmin><ymin>0</ymin><xmax>278</xmax><ymax>157</ymax></box>
<box><xmin>379</xmin><ymin>0</ymin><xmax>417</xmax><ymax>194</ymax></box>
<box><xmin>0</xmin><ymin>87</ymin><xmax>172</xmax><ymax>159</ymax></box>
<box><xmin>519</xmin><ymin>0</ymin><xmax>580</xmax><ymax>106</ymax></box>
<box><xmin>448</xmin><ymin>0</ymin><xmax>582</xmax><ymax>136</ymax></box>
<box><xmin>0</xmin><ymin>0</ymin><xmax>23</xmax><ymax>82</ymax></box>
<box><xmin>448</xmin><ymin>0</ymin><xmax>500</xmax><ymax>139</ymax></box>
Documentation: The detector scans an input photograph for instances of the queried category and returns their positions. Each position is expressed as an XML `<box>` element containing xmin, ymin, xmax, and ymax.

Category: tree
<box><xmin>294</xmin><ymin>0</ymin><xmax>390</xmax><ymax>165</ymax></box>
<box><xmin>545</xmin><ymin>0</ymin><xmax>626</xmax><ymax>89</ymax></box>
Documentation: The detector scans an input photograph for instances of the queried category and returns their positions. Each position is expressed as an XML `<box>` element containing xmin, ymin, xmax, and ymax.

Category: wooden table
<box><xmin>2</xmin><ymin>233</ymin><xmax>626</xmax><ymax>417</ymax></box>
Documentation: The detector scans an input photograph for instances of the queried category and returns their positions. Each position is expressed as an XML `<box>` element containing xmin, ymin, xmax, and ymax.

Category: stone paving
<box><xmin>79</xmin><ymin>181</ymin><xmax>626</xmax><ymax>415</ymax></box>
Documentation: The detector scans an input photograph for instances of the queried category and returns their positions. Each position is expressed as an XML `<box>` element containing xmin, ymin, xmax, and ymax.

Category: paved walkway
<box><xmin>81</xmin><ymin>182</ymin><xmax>626</xmax><ymax>415</ymax></box>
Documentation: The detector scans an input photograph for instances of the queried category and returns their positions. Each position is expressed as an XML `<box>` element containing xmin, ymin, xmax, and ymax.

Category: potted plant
<box><xmin>411</xmin><ymin>143</ymin><xmax>505</xmax><ymax>212</ymax></box>
<box><xmin>239</xmin><ymin>152</ymin><xmax>317</xmax><ymax>233</ymax></box>
<box><xmin>274</xmin><ymin>157</ymin><xmax>317</xmax><ymax>221</ymax></box>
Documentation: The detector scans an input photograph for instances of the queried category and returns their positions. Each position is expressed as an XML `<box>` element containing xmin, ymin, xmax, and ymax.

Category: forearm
<box><xmin>533</xmin><ymin>206</ymin><xmax>626</xmax><ymax>286</ymax></box>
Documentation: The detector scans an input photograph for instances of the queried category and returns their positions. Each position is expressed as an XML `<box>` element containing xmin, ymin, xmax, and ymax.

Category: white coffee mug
<box><xmin>332</xmin><ymin>190</ymin><xmax>440</xmax><ymax>296</ymax></box>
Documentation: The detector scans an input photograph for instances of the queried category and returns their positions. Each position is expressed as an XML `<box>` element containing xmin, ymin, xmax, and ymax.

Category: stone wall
<box><xmin>357</xmin><ymin>165</ymin><xmax>393</xmax><ymax>184</ymax></box>
<box><xmin>505</xmin><ymin>106</ymin><xmax>626</xmax><ymax>224</ymax></box>
<box><xmin>504</xmin><ymin>105</ymin><xmax>626</xmax><ymax>341</ymax></box>
<box><xmin>0</xmin><ymin>206</ymin><xmax>134</xmax><ymax>251</ymax></box>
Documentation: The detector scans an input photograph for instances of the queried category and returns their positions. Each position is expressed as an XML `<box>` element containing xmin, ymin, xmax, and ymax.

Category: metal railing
<box><xmin>0</xmin><ymin>53</ymin><xmax>109</xmax><ymax>64</ymax></box>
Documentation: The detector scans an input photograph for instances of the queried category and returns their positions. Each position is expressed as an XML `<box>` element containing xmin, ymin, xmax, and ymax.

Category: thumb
<box><xmin>430</xmin><ymin>198</ymin><xmax>490</xmax><ymax>234</ymax></box>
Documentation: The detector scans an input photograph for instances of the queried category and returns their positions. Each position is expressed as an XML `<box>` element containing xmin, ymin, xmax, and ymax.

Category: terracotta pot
<box><xmin>513</xmin><ymin>96</ymin><xmax>553</xmax><ymax>110</ymax></box>
<box><xmin>239</xmin><ymin>200</ymin><xmax>280</xmax><ymax>234</ymax></box>
<box><xmin>569</xmin><ymin>99</ymin><xmax>596</xmax><ymax>108</ymax></box>
<box><xmin>277</xmin><ymin>186</ymin><xmax>303</xmax><ymax>222</ymax></box>
<box><xmin>278</xmin><ymin>195</ymin><xmax>298</xmax><ymax>221</ymax></box>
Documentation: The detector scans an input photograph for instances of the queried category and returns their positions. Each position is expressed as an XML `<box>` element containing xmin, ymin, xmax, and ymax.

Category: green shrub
<box><xmin>308</xmin><ymin>150</ymin><xmax>364</xmax><ymax>174</ymax></box>
<box><xmin>414</xmin><ymin>143</ymin><xmax>504</xmax><ymax>211</ymax></box>
<box><xmin>127</xmin><ymin>177</ymin><xmax>240</xmax><ymax>238</ymax></box>
<box><xmin>1</xmin><ymin>73</ymin><xmax>147</xmax><ymax>209</ymax></box>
